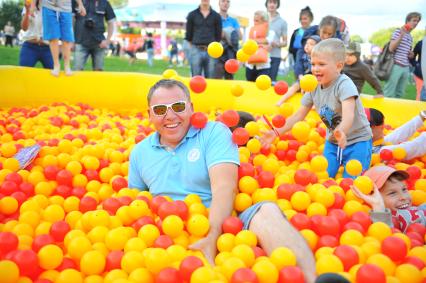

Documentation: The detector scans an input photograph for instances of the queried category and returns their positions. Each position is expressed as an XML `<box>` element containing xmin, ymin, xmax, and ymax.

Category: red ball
<box><xmin>222</xmin><ymin>216</ymin><xmax>244</xmax><ymax>235</ymax></box>
<box><xmin>274</xmin><ymin>81</ymin><xmax>289</xmax><ymax>95</ymax></box>
<box><xmin>290</xmin><ymin>213</ymin><xmax>312</xmax><ymax>230</ymax></box>
<box><xmin>0</xmin><ymin>232</ymin><xmax>19</xmax><ymax>254</ymax></box>
<box><xmin>224</xmin><ymin>59</ymin><xmax>240</xmax><ymax>74</ymax></box>
<box><xmin>179</xmin><ymin>256</ymin><xmax>204</xmax><ymax>282</ymax></box>
<box><xmin>174</xmin><ymin>200</ymin><xmax>189</xmax><ymax>221</ymax></box>
<box><xmin>190</xmin><ymin>112</ymin><xmax>208</xmax><ymax>129</ymax></box>
<box><xmin>317</xmin><ymin>235</ymin><xmax>339</xmax><ymax>249</ymax></box>
<box><xmin>277</xmin><ymin>184</ymin><xmax>304</xmax><ymax>200</ymax></box>
<box><xmin>238</xmin><ymin>162</ymin><xmax>255</xmax><ymax>178</ymax></box>
<box><xmin>111</xmin><ymin>177</ymin><xmax>127</xmax><ymax>191</ymax></box>
<box><xmin>55</xmin><ymin>185</ymin><xmax>72</xmax><ymax>198</ymax></box>
<box><xmin>105</xmin><ymin>250</ymin><xmax>124</xmax><ymax>271</ymax></box>
<box><xmin>333</xmin><ymin>245</ymin><xmax>359</xmax><ymax>271</ymax></box>
<box><xmin>19</xmin><ymin>182</ymin><xmax>34</xmax><ymax>197</ymax></box>
<box><xmin>406</xmin><ymin>166</ymin><xmax>422</xmax><ymax>180</ymax></box>
<box><xmin>294</xmin><ymin>169</ymin><xmax>312</xmax><ymax>186</ymax></box>
<box><xmin>32</xmin><ymin>234</ymin><xmax>55</xmax><ymax>252</ymax></box>
<box><xmin>272</xmin><ymin>114</ymin><xmax>286</xmax><ymax>128</ymax></box>
<box><xmin>153</xmin><ymin>235</ymin><xmax>174</xmax><ymax>249</ymax></box>
<box><xmin>379</xmin><ymin>149</ymin><xmax>393</xmax><ymax>161</ymax></box>
<box><xmin>315</xmin><ymin>216</ymin><xmax>340</xmax><ymax>237</ymax></box>
<box><xmin>102</xmin><ymin>197</ymin><xmax>122</xmax><ymax>214</ymax></box>
<box><xmin>407</xmin><ymin>223</ymin><xmax>426</xmax><ymax>238</ymax></box>
<box><xmin>252</xmin><ymin>246</ymin><xmax>267</xmax><ymax>258</ymax></box>
<box><xmin>151</xmin><ymin>196</ymin><xmax>168</xmax><ymax>214</ymax></box>
<box><xmin>56</xmin><ymin>257</ymin><xmax>78</xmax><ymax>271</ymax></box>
<box><xmin>79</xmin><ymin>196</ymin><xmax>97</xmax><ymax>212</ymax></box>
<box><xmin>356</xmin><ymin>264</ymin><xmax>386</xmax><ymax>283</ymax></box>
<box><xmin>381</xmin><ymin>236</ymin><xmax>407</xmax><ymax>262</ymax></box>
<box><xmin>328</xmin><ymin>209</ymin><xmax>349</xmax><ymax>227</ymax></box>
<box><xmin>132</xmin><ymin>215</ymin><xmax>155</xmax><ymax>231</ymax></box>
<box><xmin>56</xmin><ymin>169</ymin><xmax>73</xmax><ymax>186</ymax></box>
<box><xmin>189</xmin><ymin>75</ymin><xmax>207</xmax><ymax>93</ymax></box>
<box><xmin>5</xmin><ymin>172</ymin><xmax>23</xmax><ymax>185</ymax></box>
<box><xmin>44</xmin><ymin>165</ymin><xmax>59</xmax><ymax>180</ymax></box>
<box><xmin>278</xmin><ymin>266</ymin><xmax>304</xmax><ymax>283</ymax></box>
<box><xmin>50</xmin><ymin>220</ymin><xmax>71</xmax><ymax>242</ymax></box>
<box><xmin>257</xmin><ymin>171</ymin><xmax>275</xmax><ymax>188</ymax></box>
<box><xmin>339</xmin><ymin>178</ymin><xmax>353</xmax><ymax>192</ymax></box>
<box><xmin>155</xmin><ymin>267</ymin><xmax>182</xmax><ymax>283</ymax></box>
<box><xmin>0</xmin><ymin>180</ymin><xmax>18</xmax><ymax>195</ymax></box>
<box><xmin>231</xmin><ymin>267</ymin><xmax>259</xmax><ymax>283</ymax></box>
<box><xmin>12</xmin><ymin>250</ymin><xmax>38</xmax><ymax>277</ymax></box>
<box><xmin>343</xmin><ymin>221</ymin><xmax>365</xmax><ymax>234</ymax></box>
<box><xmin>350</xmin><ymin>211</ymin><xmax>372</xmax><ymax>232</ymax></box>
<box><xmin>232</xmin><ymin>128</ymin><xmax>250</xmax><ymax>146</ymax></box>
<box><xmin>221</xmin><ymin>110</ymin><xmax>240</xmax><ymax>128</ymax></box>
<box><xmin>158</xmin><ymin>201</ymin><xmax>179</xmax><ymax>220</ymax></box>
<box><xmin>403</xmin><ymin>256</ymin><xmax>425</xmax><ymax>270</ymax></box>
<box><xmin>329</xmin><ymin>193</ymin><xmax>345</xmax><ymax>210</ymax></box>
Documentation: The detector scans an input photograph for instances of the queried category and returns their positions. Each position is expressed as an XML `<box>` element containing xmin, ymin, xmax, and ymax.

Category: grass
<box><xmin>0</xmin><ymin>45</ymin><xmax>417</xmax><ymax>100</ymax></box>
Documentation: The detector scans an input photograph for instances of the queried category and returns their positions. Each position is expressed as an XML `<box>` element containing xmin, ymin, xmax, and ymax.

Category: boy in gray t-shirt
<box><xmin>262</xmin><ymin>38</ymin><xmax>372</xmax><ymax>178</ymax></box>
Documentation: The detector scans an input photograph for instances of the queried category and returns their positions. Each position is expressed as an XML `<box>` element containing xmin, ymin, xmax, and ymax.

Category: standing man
<box><xmin>214</xmin><ymin>0</ymin><xmax>241</xmax><ymax>79</ymax></box>
<box><xmin>129</xmin><ymin>79</ymin><xmax>317</xmax><ymax>283</ymax></box>
<box><xmin>73</xmin><ymin>0</ymin><xmax>116</xmax><ymax>71</ymax></box>
<box><xmin>383</xmin><ymin>12</ymin><xmax>421</xmax><ymax>98</ymax></box>
<box><xmin>266</xmin><ymin>0</ymin><xmax>287</xmax><ymax>83</ymax></box>
<box><xmin>185</xmin><ymin>0</ymin><xmax>222</xmax><ymax>78</ymax></box>
<box><xmin>4</xmin><ymin>21</ymin><xmax>15</xmax><ymax>47</ymax></box>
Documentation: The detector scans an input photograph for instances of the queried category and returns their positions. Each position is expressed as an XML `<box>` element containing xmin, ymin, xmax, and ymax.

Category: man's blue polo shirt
<box><xmin>128</xmin><ymin>121</ymin><xmax>240</xmax><ymax>207</ymax></box>
<box><xmin>222</xmin><ymin>15</ymin><xmax>240</xmax><ymax>30</ymax></box>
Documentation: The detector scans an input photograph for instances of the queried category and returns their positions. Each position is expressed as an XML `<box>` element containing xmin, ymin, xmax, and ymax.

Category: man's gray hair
<box><xmin>147</xmin><ymin>79</ymin><xmax>191</xmax><ymax>105</ymax></box>
<box><xmin>312</xmin><ymin>38</ymin><xmax>346</xmax><ymax>62</ymax></box>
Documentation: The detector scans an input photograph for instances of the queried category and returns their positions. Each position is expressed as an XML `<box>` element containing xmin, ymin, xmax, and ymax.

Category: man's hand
<box><xmin>351</xmin><ymin>184</ymin><xmax>385</xmax><ymax>211</ymax></box>
<box><xmin>78</xmin><ymin>5</ymin><xmax>86</xmax><ymax>16</ymax></box>
<box><xmin>99</xmin><ymin>39</ymin><xmax>110</xmax><ymax>49</ymax></box>
<box><xmin>188</xmin><ymin>234</ymin><xmax>217</xmax><ymax>265</ymax></box>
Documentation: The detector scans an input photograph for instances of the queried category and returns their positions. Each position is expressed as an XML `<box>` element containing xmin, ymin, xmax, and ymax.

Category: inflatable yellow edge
<box><xmin>1</xmin><ymin>66</ymin><xmax>424</xmax><ymax>127</ymax></box>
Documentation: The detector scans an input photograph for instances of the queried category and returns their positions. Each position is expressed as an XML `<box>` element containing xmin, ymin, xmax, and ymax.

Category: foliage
<box><xmin>119</xmin><ymin>26</ymin><xmax>142</xmax><ymax>35</ymax></box>
<box><xmin>109</xmin><ymin>0</ymin><xmax>128</xmax><ymax>9</ymax></box>
<box><xmin>369</xmin><ymin>26</ymin><xmax>425</xmax><ymax>47</ymax></box>
<box><xmin>350</xmin><ymin>35</ymin><xmax>363</xmax><ymax>43</ymax></box>
<box><xmin>0</xmin><ymin>0</ymin><xmax>23</xmax><ymax>34</ymax></box>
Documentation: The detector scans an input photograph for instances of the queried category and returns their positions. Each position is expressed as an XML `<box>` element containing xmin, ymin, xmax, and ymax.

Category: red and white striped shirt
<box><xmin>391</xmin><ymin>29</ymin><xmax>413</xmax><ymax>67</ymax></box>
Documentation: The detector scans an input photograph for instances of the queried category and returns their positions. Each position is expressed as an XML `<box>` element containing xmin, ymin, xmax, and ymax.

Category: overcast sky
<box><xmin>128</xmin><ymin>0</ymin><xmax>426</xmax><ymax>40</ymax></box>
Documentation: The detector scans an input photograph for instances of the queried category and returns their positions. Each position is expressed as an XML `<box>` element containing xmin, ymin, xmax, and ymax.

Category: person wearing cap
<box><xmin>343</xmin><ymin>42</ymin><xmax>383</xmax><ymax>97</ymax></box>
<box><xmin>366</xmin><ymin>107</ymin><xmax>426</xmax><ymax>160</ymax></box>
<box><xmin>351</xmin><ymin>165</ymin><xmax>426</xmax><ymax>232</ymax></box>
<box><xmin>276</xmin><ymin>34</ymin><xmax>320</xmax><ymax>105</ymax></box>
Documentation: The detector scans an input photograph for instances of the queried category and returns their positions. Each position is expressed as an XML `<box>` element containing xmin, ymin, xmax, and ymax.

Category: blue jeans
<box><xmin>19</xmin><ymin>41</ymin><xmax>53</xmax><ymax>69</ymax></box>
<box><xmin>323</xmin><ymin>139</ymin><xmax>372</xmax><ymax>179</ymax></box>
<box><xmin>421</xmin><ymin>84</ymin><xmax>426</xmax><ymax>101</ymax></box>
<box><xmin>147</xmin><ymin>48</ymin><xmax>154</xmax><ymax>66</ymax></box>
<box><xmin>74</xmin><ymin>44</ymin><xmax>106</xmax><ymax>71</ymax></box>
<box><xmin>269</xmin><ymin>57</ymin><xmax>281</xmax><ymax>82</ymax></box>
<box><xmin>190</xmin><ymin>45</ymin><xmax>216</xmax><ymax>78</ymax></box>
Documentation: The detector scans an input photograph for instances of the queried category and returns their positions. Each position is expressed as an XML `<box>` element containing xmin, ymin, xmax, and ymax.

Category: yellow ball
<box><xmin>246</xmin><ymin>138</ymin><xmax>261</xmax><ymax>154</ymax></box>
<box><xmin>234</xmin><ymin>193</ymin><xmax>253</xmax><ymax>212</ymax></box>
<box><xmin>207</xmin><ymin>41</ymin><xmax>224</xmax><ymax>58</ymax></box>
<box><xmin>162</xmin><ymin>215</ymin><xmax>184</xmax><ymax>238</ymax></box>
<box><xmin>67</xmin><ymin>236</ymin><xmax>92</xmax><ymax>260</ymax></box>
<box><xmin>367</xmin><ymin>222</ymin><xmax>392</xmax><ymax>242</ymax></box>
<box><xmin>291</xmin><ymin>191</ymin><xmax>311</xmax><ymax>212</ymax></box>
<box><xmin>38</xmin><ymin>244</ymin><xmax>63</xmax><ymax>270</ymax></box>
<box><xmin>3</xmin><ymin>158</ymin><xmax>20</xmax><ymax>172</ymax></box>
<box><xmin>242</xmin><ymin>39</ymin><xmax>258</xmax><ymax>55</ymax></box>
<box><xmin>395</xmin><ymin>263</ymin><xmax>423</xmax><ymax>283</ymax></box>
<box><xmin>340</xmin><ymin>229</ymin><xmax>364</xmax><ymax>246</ymax></box>
<box><xmin>245</xmin><ymin>122</ymin><xmax>260</xmax><ymax>137</ymax></box>
<box><xmin>121</xmin><ymin>250</ymin><xmax>144</xmax><ymax>274</ymax></box>
<box><xmin>106</xmin><ymin>228</ymin><xmax>130</xmax><ymax>250</ymax></box>
<box><xmin>306</xmin><ymin>202</ymin><xmax>328</xmax><ymax>216</ymax></box>
<box><xmin>392</xmin><ymin>147</ymin><xmax>407</xmax><ymax>160</ymax></box>
<box><xmin>353</xmin><ymin>176</ymin><xmax>373</xmax><ymax>195</ymax></box>
<box><xmin>42</xmin><ymin>204</ymin><xmax>65</xmax><ymax>222</ymax></box>
<box><xmin>56</xmin><ymin>269</ymin><xmax>83</xmax><ymax>283</ymax></box>
<box><xmin>128</xmin><ymin>268</ymin><xmax>154</xmax><ymax>283</ymax></box>
<box><xmin>0</xmin><ymin>260</ymin><xmax>20</xmax><ymax>283</ymax></box>
<box><xmin>366</xmin><ymin>254</ymin><xmax>395</xmax><ymax>276</ymax></box>
<box><xmin>252</xmin><ymin>259</ymin><xmax>278</xmax><ymax>283</ymax></box>
<box><xmin>186</xmin><ymin>214</ymin><xmax>210</xmax><ymax>237</ymax></box>
<box><xmin>270</xmin><ymin>247</ymin><xmax>297</xmax><ymax>269</ymax></box>
<box><xmin>300</xmin><ymin>229</ymin><xmax>319</xmax><ymax>250</ymax></box>
<box><xmin>230</xmin><ymin>84</ymin><xmax>244</xmax><ymax>97</ymax></box>
<box><xmin>80</xmin><ymin>250</ymin><xmax>106</xmax><ymax>275</ymax></box>
<box><xmin>217</xmin><ymin>233</ymin><xmax>236</xmax><ymax>252</ymax></box>
<box><xmin>0</xmin><ymin>143</ymin><xmax>17</xmax><ymax>157</ymax></box>
<box><xmin>292</xmin><ymin>121</ymin><xmax>311</xmax><ymax>142</ymax></box>
<box><xmin>236</xmin><ymin>49</ymin><xmax>250</xmax><ymax>62</ymax></box>
<box><xmin>162</xmin><ymin>69</ymin><xmax>178</xmax><ymax>79</ymax></box>
<box><xmin>1</xmin><ymin>196</ymin><xmax>18</xmax><ymax>215</ymax></box>
<box><xmin>278</xmin><ymin>103</ymin><xmax>294</xmax><ymax>118</ymax></box>
<box><xmin>234</xmin><ymin>230</ymin><xmax>257</xmax><ymax>247</ymax></box>
<box><xmin>314</xmin><ymin>189</ymin><xmax>335</xmax><ymax>208</ymax></box>
<box><xmin>311</xmin><ymin>155</ymin><xmax>328</xmax><ymax>172</ymax></box>
<box><xmin>144</xmin><ymin>248</ymin><xmax>171</xmax><ymax>274</ymax></box>
<box><xmin>138</xmin><ymin>224</ymin><xmax>160</xmax><ymax>247</ymax></box>
<box><xmin>255</xmin><ymin>74</ymin><xmax>272</xmax><ymax>91</ymax></box>
<box><xmin>345</xmin><ymin>159</ymin><xmax>363</xmax><ymax>176</ymax></box>
<box><xmin>190</xmin><ymin>266</ymin><xmax>217</xmax><ymax>283</ymax></box>
<box><xmin>316</xmin><ymin>254</ymin><xmax>344</xmax><ymax>275</ymax></box>
<box><xmin>300</xmin><ymin>74</ymin><xmax>318</xmax><ymax>92</ymax></box>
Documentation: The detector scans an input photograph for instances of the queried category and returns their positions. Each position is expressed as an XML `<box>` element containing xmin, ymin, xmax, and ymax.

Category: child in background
<box><xmin>245</xmin><ymin>10</ymin><xmax>275</xmax><ymax>82</ymax></box>
<box><xmin>366</xmin><ymin>108</ymin><xmax>426</xmax><ymax>160</ymax></box>
<box><xmin>276</xmin><ymin>34</ymin><xmax>320</xmax><ymax>105</ymax></box>
<box><xmin>351</xmin><ymin>165</ymin><xmax>426</xmax><ymax>233</ymax></box>
<box><xmin>343</xmin><ymin>42</ymin><xmax>383</xmax><ymax>96</ymax></box>
<box><xmin>36</xmin><ymin>0</ymin><xmax>86</xmax><ymax>76</ymax></box>
<box><xmin>262</xmin><ymin>38</ymin><xmax>372</xmax><ymax>178</ymax></box>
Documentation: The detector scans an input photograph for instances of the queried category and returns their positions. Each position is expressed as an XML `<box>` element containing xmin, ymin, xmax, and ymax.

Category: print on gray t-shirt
<box><xmin>301</xmin><ymin>74</ymin><xmax>372</xmax><ymax>145</ymax></box>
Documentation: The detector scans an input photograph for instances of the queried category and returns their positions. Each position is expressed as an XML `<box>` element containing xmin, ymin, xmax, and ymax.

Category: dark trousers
<box><xmin>5</xmin><ymin>35</ymin><xmax>13</xmax><ymax>47</ymax></box>
<box><xmin>245</xmin><ymin>66</ymin><xmax>270</xmax><ymax>82</ymax></box>
<box><xmin>269</xmin><ymin>56</ymin><xmax>281</xmax><ymax>82</ymax></box>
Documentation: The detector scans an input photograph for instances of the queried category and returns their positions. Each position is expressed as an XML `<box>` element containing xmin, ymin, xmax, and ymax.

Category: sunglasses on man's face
<box><xmin>150</xmin><ymin>101</ymin><xmax>187</xmax><ymax>116</ymax></box>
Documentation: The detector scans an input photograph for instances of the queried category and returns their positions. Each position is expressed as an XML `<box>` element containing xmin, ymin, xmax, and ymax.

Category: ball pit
<box><xmin>0</xmin><ymin>66</ymin><xmax>426</xmax><ymax>282</ymax></box>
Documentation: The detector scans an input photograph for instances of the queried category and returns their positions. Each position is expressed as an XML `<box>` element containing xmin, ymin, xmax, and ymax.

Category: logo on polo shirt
<box><xmin>187</xmin><ymin>148</ymin><xmax>200</xmax><ymax>162</ymax></box>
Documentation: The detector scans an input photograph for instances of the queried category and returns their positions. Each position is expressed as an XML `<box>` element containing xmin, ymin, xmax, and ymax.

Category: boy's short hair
<box><xmin>365</xmin><ymin>108</ymin><xmax>384</xmax><ymax>127</ymax></box>
<box><xmin>312</xmin><ymin>38</ymin><xmax>346</xmax><ymax>62</ymax></box>
<box><xmin>363</xmin><ymin>165</ymin><xmax>409</xmax><ymax>190</ymax></box>
<box><xmin>406</xmin><ymin>12</ymin><xmax>422</xmax><ymax>23</ymax></box>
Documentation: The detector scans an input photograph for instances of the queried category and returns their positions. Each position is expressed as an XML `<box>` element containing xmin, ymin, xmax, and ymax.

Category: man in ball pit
<box><xmin>128</xmin><ymin>79</ymin><xmax>321</xmax><ymax>283</ymax></box>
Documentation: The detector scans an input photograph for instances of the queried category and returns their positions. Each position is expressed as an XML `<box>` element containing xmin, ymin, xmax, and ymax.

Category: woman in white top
<box><xmin>19</xmin><ymin>0</ymin><xmax>53</xmax><ymax>68</ymax></box>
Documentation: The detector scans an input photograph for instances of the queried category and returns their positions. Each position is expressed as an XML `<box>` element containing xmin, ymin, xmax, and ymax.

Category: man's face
<box><xmin>148</xmin><ymin>86</ymin><xmax>193</xmax><ymax>148</ymax></box>
<box><xmin>201</xmin><ymin>0</ymin><xmax>210</xmax><ymax>6</ymax></box>
<box><xmin>219</xmin><ymin>0</ymin><xmax>230</xmax><ymax>12</ymax></box>
<box><xmin>406</xmin><ymin>16</ymin><xmax>421</xmax><ymax>30</ymax></box>
<box><xmin>266</xmin><ymin>0</ymin><xmax>278</xmax><ymax>13</ymax></box>
<box><xmin>380</xmin><ymin>178</ymin><xmax>412</xmax><ymax>211</ymax></box>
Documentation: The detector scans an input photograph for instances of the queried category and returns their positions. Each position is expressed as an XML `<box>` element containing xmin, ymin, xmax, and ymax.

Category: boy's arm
<box><xmin>362</xmin><ymin>64</ymin><xmax>383</xmax><ymax>95</ymax></box>
<box><xmin>335</xmin><ymin>97</ymin><xmax>356</xmax><ymax>148</ymax></box>
<box><xmin>384</xmin><ymin>113</ymin><xmax>424</xmax><ymax>145</ymax></box>
<box><xmin>276</xmin><ymin>82</ymin><xmax>300</xmax><ymax>106</ymax></box>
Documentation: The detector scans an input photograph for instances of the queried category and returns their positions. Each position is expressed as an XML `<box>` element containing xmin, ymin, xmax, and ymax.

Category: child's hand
<box><xmin>260</xmin><ymin>130</ymin><xmax>277</xmax><ymax>148</ymax></box>
<box><xmin>78</xmin><ymin>5</ymin><xmax>86</xmax><ymax>16</ymax></box>
<box><xmin>334</xmin><ymin>129</ymin><xmax>347</xmax><ymax>149</ymax></box>
<box><xmin>351</xmin><ymin>184</ymin><xmax>385</xmax><ymax>211</ymax></box>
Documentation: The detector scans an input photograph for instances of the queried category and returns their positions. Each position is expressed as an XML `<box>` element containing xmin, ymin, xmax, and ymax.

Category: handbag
<box><xmin>373</xmin><ymin>41</ymin><xmax>394</xmax><ymax>81</ymax></box>
<box><xmin>247</xmin><ymin>46</ymin><xmax>269</xmax><ymax>64</ymax></box>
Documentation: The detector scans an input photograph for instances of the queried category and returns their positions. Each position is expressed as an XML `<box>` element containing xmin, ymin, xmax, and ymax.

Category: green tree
<box><xmin>350</xmin><ymin>35</ymin><xmax>363</xmax><ymax>43</ymax></box>
<box><xmin>369</xmin><ymin>27</ymin><xmax>425</xmax><ymax>47</ymax></box>
<box><xmin>109</xmin><ymin>0</ymin><xmax>128</xmax><ymax>9</ymax></box>
<box><xmin>0</xmin><ymin>0</ymin><xmax>23</xmax><ymax>35</ymax></box>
